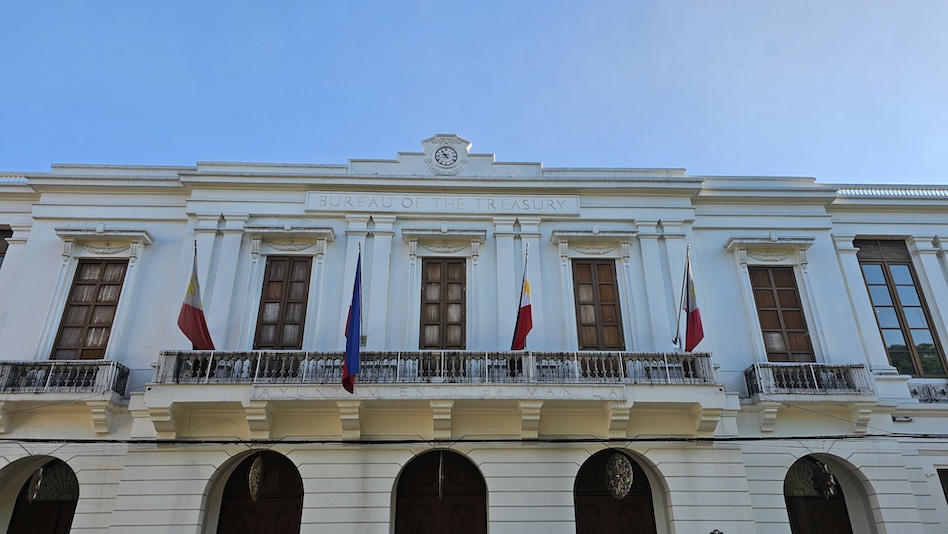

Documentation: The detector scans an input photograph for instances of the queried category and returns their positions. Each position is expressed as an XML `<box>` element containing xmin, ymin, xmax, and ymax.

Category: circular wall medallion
<box><xmin>434</xmin><ymin>146</ymin><xmax>458</xmax><ymax>167</ymax></box>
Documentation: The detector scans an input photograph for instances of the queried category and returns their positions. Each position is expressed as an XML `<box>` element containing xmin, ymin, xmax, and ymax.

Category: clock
<box><xmin>434</xmin><ymin>146</ymin><xmax>458</xmax><ymax>167</ymax></box>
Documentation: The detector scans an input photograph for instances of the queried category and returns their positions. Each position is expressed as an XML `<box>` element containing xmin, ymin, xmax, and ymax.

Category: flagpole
<box><xmin>511</xmin><ymin>243</ymin><xmax>530</xmax><ymax>350</ymax></box>
<box><xmin>358</xmin><ymin>242</ymin><xmax>365</xmax><ymax>347</ymax></box>
<box><xmin>673</xmin><ymin>245</ymin><xmax>690</xmax><ymax>350</ymax></box>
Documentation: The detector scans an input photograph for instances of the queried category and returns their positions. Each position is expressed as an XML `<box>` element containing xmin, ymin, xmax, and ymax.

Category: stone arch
<box><xmin>203</xmin><ymin>450</ymin><xmax>303</xmax><ymax>534</ymax></box>
<box><xmin>784</xmin><ymin>454</ymin><xmax>876</xmax><ymax>534</ymax></box>
<box><xmin>574</xmin><ymin>449</ymin><xmax>666</xmax><ymax>534</ymax></box>
<box><xmin>393</xmin><ymin>449</ymin><xmax>487</xmax><ymax>534</ymax></box>
<box><xmin>1</xmin><ymin>456</ymin><xmax>79</xmax><ymax>534</ymax></box>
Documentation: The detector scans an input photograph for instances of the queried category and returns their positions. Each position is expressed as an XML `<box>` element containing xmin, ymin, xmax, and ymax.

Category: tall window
<box><xmin>253</xmin><ymin>256</ymin><xmax>312</xmax><ymax>350</ymax></box>
<box><xmin>749</xmin><ymin>266</ymin><xmax>814</xmax><ymax>362</ymax></box>
<box><xmin>420</xmin><ymin>258</ymin><xmax>465</xmax><ymax>350</ymax></box>
<box><xmin>51</xmin><ymin>259</ymin><xmax>128</xmax><ymax>360</ymax></box>
<box><xmin>572</xmin><ymin>259</ymin><xmax>625</xmax><ymax>351</ymax></box>
<box><xmin>939</xmin><ymin>469</ymin><xmax>948</xmax><ymax>506</ymax></box>
<box><xmin>855</xmin><ymin>239</ymin><xmax>946</xmax><ymax>377</ymax></box>
<box><xmin>0</xmin><ymin>226</ymin><xmax>12</xmax><ymax>269</ymax></box>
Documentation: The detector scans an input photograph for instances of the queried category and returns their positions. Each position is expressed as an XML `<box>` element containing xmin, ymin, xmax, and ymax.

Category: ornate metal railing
<box><xmin>154</xmin><ymin>351</ymin><xmax>716</xmax><ymax>386</ymax></box>
<box><xmin>744</xmin><ymin>362</ymin><xmax>873</xmax><ymax>396</ymax></box>
<box><xmin>0</xmin><ymin>360</ymin><xmax>130</xmax><ymax>395</ymax></box>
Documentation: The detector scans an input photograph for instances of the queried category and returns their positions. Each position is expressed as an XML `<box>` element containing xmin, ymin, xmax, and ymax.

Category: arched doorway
<box><xmin>394</xmin><ymin>449</ymin><xmax>487</xmax><ymax>534</ymax></box>
<box><xmin>574</xmin><ymin>449</ymin><xmax>657</xmax><ymax>534</ymax></box>
<box><xmin>7</xmin><ymin>458</ymin><xmax>79</xmax><ymax>534</ymax></box>
<box><xmin>216</xmin><ymin>451</ymin><xmax>303</xmax><ymax>534</ymax></box>
<box><xmin>784</xmin><ymin>456</ymin><xmax>854</xmax><ymax>534</ymax></box>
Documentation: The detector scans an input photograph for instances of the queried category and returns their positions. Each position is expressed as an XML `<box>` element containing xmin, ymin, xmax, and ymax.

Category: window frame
<box><xmin>418</xmin><ymin>257</ymin><xmax>467</xmax><ymax>350</ymax></box>
<box><xmin>748</xmin><ymin>265</ymin><xmax>814</xmax><ymax>362</ymax></box>
<box><xmin>252</xmin><ymin>255</ymin><xmax>314</xmax><ymax>350</ymax></box>
<box><xmin>571</xmin><ymin>258</ymin><xmax>626</xmax><ymax>351</ymax></box>
<box><xmin>0</xmin><ymin>225</ymin><xmax>12</xmax><ymax>269</ymax></box>
<box><xmin>855</xmin><ymin>239</ymin><xmax>947</xmax><ymax>377</ymax></box>
<box><xmin>725</xmin><ymin>235</ymin><xmax>824</xmax><ymax>363</ymax></box>
<box><xmin>50</xmin><ymin>258</ymin><xmax>129</xmax><ymax>360</ymax></box>
<box><xmin>36</xmin><ymin>226</ymin><xmax>153</xmax><ymax>362</ymax></box>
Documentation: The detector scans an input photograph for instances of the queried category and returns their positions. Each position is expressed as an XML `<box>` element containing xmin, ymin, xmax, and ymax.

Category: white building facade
<box><xmin>0</xmin><ymin>134</ymin><xmax>947</xmax><ymax>533</ymax></box>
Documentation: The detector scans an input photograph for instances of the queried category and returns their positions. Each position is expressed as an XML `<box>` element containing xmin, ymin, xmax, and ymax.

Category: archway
<box><xmin>6</xmin><ymin>458</ymin><xmax>79</xmax><ymax>534</ymax></box>
<box><xmin>574</xmin><ymin>449</ymin><xmax>657</xmax><ymax>534</ymax></box>
<box><xmin>216</xmin><ymin>451</ymin><xmax>303</xmax><ymax>534</ymax></box>
<box><xmin>784</xmin><ymin>455</ymin><xmax>854</xmax><ymax>534</ymax></box>
<box><xmin>394</xmin><ymin>449</ymin><xmax>487</xmax><ymax>534</ymax></box>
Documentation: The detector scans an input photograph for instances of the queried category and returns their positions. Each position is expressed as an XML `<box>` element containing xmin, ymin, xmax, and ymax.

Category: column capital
<box><xmin>636</xmin><ymin>220</ymin><xmax>660</xmax><ymax>237</ymax></box>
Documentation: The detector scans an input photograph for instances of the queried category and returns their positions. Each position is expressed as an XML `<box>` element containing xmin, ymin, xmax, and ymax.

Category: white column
<box><xmin>834</xmin><ymin>235</ymin><xmax>894</xmax><ymax>373</ymax></box>
<box><xmin>366</xmin><ymin>215</ymin><xmax>395</xmax><ymax>349</ymax></box>
<box><xmin>557</xmin><ymin>240</ymin><xmax>579</xmax><ymax>350</ymax></box>
<box><xmin>494</xmin><ymin>217</ymin><xmax>517</xmax><ymax>349</ymax></box>
<box><xmin>206</xmin><ymin>214</ymin><xmax>248</xmax><ymax>346</ymax></box>
<box><xmin>619</xmin><ymin>241</ymin><xmax>639</xmax><ymax>351</ymax></box>
<box><xmin>469</xmin><ymin>240</ymin><xmax>481</xmax><ymax>351</ymax></box>
<box><xmin>193</xmin><ymin>213</ymin><xmax>220</xmax><ymax>305</ymax></box>
<box><xmin>340</xmin><ymin>216</ymin><xmax>369</xmax><ymax>349</ymax></box>
<box><xmin>908</xmin><ymin>235</ymin><xmax>948</xmax><ymax>350</ymax></box>
<box><xmin>239</xmin><ymin>234</ymin><xmax>264</xmax><ymax>350</ymax></box>
<box><xmin>302</xmin><ymin>238</ymin><xmax>329</xmax><ymax>350</ymax></box>
<box><xmin>661</xmin><ymin>221</ymin><xmax>688</xmax><ymax>350</ymax></box>
<box><xmin>637</xmin><ymin>220</ymin><xmax>676</xmax><ymax>351</ymax></box>
<box><xmin>0</xmin><ymin>225</ymin><xmax>31</xmax><ymax>335</ymax></box>
<box><xmin>518</xmin><ymin>217</ymin><xmax>543</xmax><ymax>349</ymax></box>
<box><xmin>405</xmin><ymin>239</ymin><xmax>419</xmax><ymax>350</ymax></box>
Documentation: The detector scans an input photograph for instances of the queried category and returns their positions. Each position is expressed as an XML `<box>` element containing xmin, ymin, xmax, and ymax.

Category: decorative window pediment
<box><xmin>402</xmin><ymin>226</ymin><xmax>487</xmax><ymax>259</ymax></box>
<box><xmin>244</xmin><ymin>223</ymin><xmax>335</xmax><ymax>258</ymax></box>
<box><xmin>550</xmin><ymin>228</ymin><xmax>637</xmax><ymax>262</ymax></box>
<box><xmin>725</xmin><ymin>233</ymin><xmax>815</xmax><ymax>266</ymax></box>
<box><xmin>55</xmin><ymin>225</ymin><xmax>154</xmax><ymax>262</ymax></box>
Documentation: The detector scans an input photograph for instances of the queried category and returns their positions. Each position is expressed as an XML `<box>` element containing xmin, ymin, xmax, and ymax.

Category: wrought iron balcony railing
<box><xmin>0</xmin><ymin>360</ymin><xmax>130</xmax><ymax>395</ymax></box>
<box><xmin>154</xmin><ymin>350</ymin><xmax>717</xmax><ymax>386</ymax></box>
<box><xmin>744</xmin><ymin>362</ymin><xmax>873</xmax><ymax>397</ymax></box>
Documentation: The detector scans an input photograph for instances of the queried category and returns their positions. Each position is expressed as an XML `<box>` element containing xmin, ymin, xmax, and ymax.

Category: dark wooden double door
<box><xmin>574</xmin><ymin>451</ymin><xmax>657</xmax><ymax>534</ymax></box>
<box><xmin>217</xmin><ymin>452</ymin><xmax>303</xmax><ymax>534</ymax></box>
<box><xmin>786</xmin><ymin>496</ymin><xmax>854</xmax><ymax>534</ymax></box>
<box><xmin>395</xmin><ymin>450</ymin><xmax>486</xmax><ymax>534</ymax></box>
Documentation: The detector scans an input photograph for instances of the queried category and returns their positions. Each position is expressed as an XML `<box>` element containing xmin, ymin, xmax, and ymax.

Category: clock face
<box><xmin>434</xmin><ymin>146</ymin><xmax>458</xmax><ymax>166</ymax></box>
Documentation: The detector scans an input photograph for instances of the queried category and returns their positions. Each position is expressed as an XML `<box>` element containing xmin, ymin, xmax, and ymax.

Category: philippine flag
<box><xmin>682</xmin><ymin>253</ymin><xmax>704</xmax><ymax>352</ymax></box>
<box><xmin>510</xmin><ymin>252</ymin><xmax>533</xmax><ymax>350</ymax></box>
<box><xmin>177</xmin><ymin>244</ymin><xmax>215</xmax><ymax>350</ymax></box>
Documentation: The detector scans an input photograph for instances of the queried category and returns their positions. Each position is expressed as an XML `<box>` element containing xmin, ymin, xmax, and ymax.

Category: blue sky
<box><xmin>2</xmin><ymin>1</ymin><xmax>946</xmax><ymax>184</ymax></box>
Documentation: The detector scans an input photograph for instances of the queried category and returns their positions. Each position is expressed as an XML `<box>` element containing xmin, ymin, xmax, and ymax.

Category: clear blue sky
<box><xmin>2</xmin><ymin>1</ymin><xmax>946</xmax><ymax>184</ymax></box>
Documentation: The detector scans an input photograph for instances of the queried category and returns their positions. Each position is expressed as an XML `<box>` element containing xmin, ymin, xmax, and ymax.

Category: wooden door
<box><xmin>574</xmin><ymin>451</ymin><xmax>657</xmax><ymax>534</ymax></box>
<box><xmin>6</xmin><ymin>459</ymin><xmax>78</xmax><ymax>534</ymax></box>
<box><xmin>217</xmin><ymin>452</ymin><xmax>303</xmax><ymax>534</ymax></box>
<box><xmin>395</xmin><ymin>450</ymin><xmax>486</xmax><ymax>534</ymax></box>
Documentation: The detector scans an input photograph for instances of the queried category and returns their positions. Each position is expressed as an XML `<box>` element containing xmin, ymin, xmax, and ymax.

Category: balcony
<box><xmin>154</xmin><ymin>350</ymin><xmax>717</xmax><ymax>386</ymax></box>
<box><xmin>0</xmin><ymin>359</ymin><xmax>129</xmax><ymax>395</ymax></box>
<box><xmin>0</xmin><ymin>360</ymin><xmax>130</xmax><ymax>435</ymax></box>
<box><xmin>139</xmin><ymin>351</ymin><xmax>727</xmax><ymax>440</ymax></box>
<box><xmin>744</xmin><ymin>362</ymin><xmax>874</xmax><ymax>397</ymax></box>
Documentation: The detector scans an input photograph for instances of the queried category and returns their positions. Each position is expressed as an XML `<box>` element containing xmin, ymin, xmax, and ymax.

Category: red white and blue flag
<box><xmin>178</xmin><ymin>243</ymin><xmax>215</xmax><ymax>350</ymax></box>
<box><xmin>510</xmin><ymin>251</ymin><xmax>533</xmax><ymax>350</ymax></box>
<box><xmin>342</xmin><ymin>251</ymin><xmax>362</xmax><ymax>394</ymax></box>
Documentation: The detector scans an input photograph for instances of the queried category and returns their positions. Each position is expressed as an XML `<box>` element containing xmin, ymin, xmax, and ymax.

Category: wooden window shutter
<box><xmin>572</xmin><ymin>259</ymin><xmax>625</xmax><ymax>351</ymax></box>
<box><xmin>749</xmin><ymin>266</ymin><xmax>814</xmax><ymax>362</ymax></box>
<box><xmin>420</xmin><ymin>258</ymin><xmax>466</xmax><ymax>350</ymax></box>
<box><xmin>51</xmin><ymin>259</ymin><xmax>128</xmax><ymax>360</ymax></box>
<box><xmin>254</xmin><ymin>256</ymin><xmax>313</xmax><ymax>350</ymax></box>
